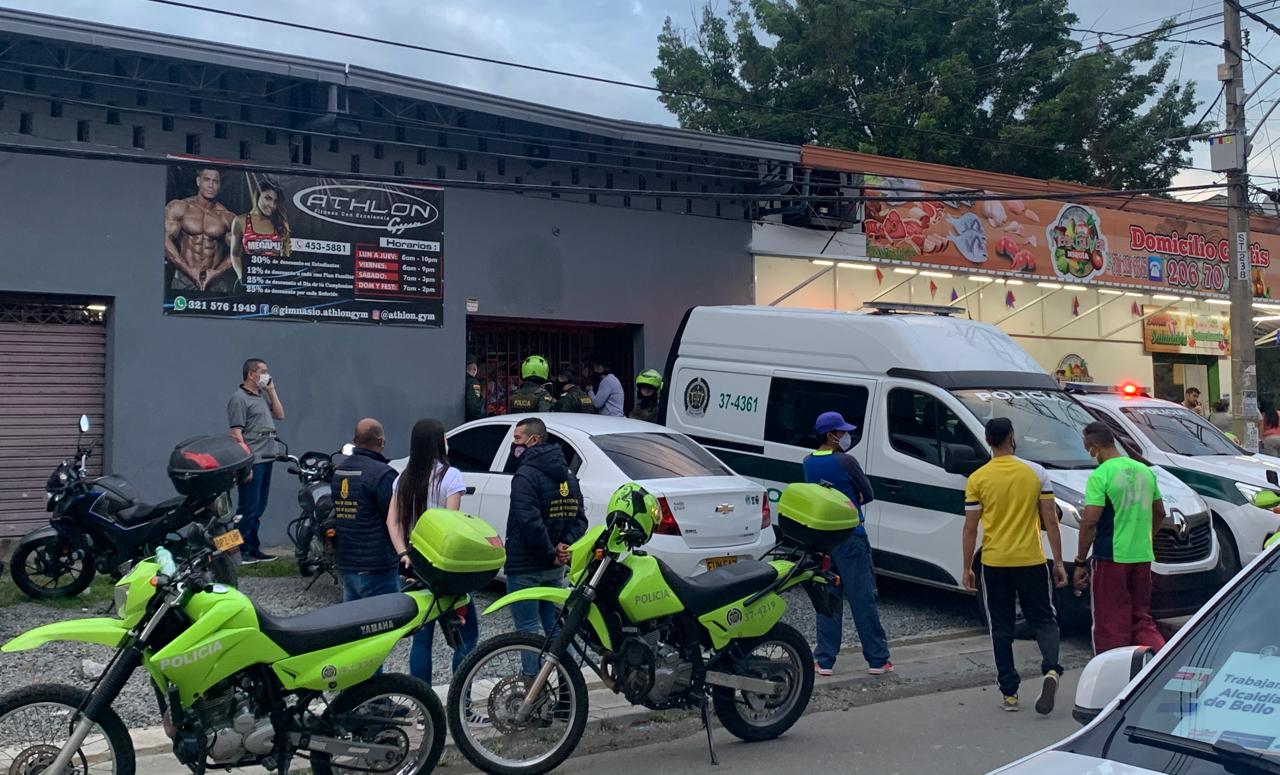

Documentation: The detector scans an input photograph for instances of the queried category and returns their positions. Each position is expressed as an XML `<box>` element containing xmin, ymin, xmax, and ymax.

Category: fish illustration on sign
<box><xmin>946</xmin><ymin>213</ymin><xmax>988</xmax><ymax>264</ymax></box>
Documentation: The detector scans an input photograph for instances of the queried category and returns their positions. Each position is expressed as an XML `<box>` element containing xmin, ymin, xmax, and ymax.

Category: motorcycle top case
<box><xmin>167</xmin><ymin>436</ymin><xmax>254</xmax><ymax>497</ymax></box>
<box><xmin>774</xmin><ymin>482</ymin><xmax>861</xmax><ymax>552</ymax></box>
<box><xmin>409</xmin><ymin>509</ymin><xmax>506</xmax><ymax>595</ymax></box>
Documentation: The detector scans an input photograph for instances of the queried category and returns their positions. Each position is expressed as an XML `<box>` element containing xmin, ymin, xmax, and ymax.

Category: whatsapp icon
<box><xmin>173</xmin><ymin>296</ymin><xmax>188</xmax><ymax>312</ymax></box>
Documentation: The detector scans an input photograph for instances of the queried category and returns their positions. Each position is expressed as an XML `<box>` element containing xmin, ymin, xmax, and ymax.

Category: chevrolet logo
<box><xmin>715</xmin><ymin>503</ymin><xmax>735</xmax><ymax>514</ymax></box>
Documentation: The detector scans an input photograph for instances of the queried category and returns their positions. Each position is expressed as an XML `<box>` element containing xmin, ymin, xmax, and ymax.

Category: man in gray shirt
<box><xmin>589</xmin><ymin>358</ymin><xmax>625</xmax><ymax>417</ymax></box>
<box><xmin>228</xmin><ymin>357</ymin><xmax>285</xmax><ymax>563</ymax></box>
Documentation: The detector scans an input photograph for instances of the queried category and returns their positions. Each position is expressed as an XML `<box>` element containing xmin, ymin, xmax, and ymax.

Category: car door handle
<box><xmin>879</xmin><ymin>481</ymin><xmax>905</xmax><ymax>493</ymax></box>
<box><xmin>465</xmin><ymin>487</ymin><xmax>477</xmax><ymax>495</ymax></box>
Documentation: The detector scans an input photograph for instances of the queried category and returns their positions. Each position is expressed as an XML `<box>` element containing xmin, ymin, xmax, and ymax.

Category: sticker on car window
<box><xmin>1172</xmin><ymin>652</ymin><xmax>1280</xmax><ymax>750</ymax></box>
<box><xmin>1163</xmin><ymin>666</ymin><xmax>1215</xmax><ymax>694</ymax></box>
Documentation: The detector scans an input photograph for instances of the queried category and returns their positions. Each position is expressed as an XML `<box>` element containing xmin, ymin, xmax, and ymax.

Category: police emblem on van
<box><xmin>684</xmin><ymin>378</ymin><xmax>710</xmax><ymax>418</ymax></box>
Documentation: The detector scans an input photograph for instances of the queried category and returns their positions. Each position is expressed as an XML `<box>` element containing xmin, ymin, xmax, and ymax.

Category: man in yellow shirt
<box><xmin>963</xmin><ymin>418</ymin><xmax>1069</xmax><ymax>714</ymax></box>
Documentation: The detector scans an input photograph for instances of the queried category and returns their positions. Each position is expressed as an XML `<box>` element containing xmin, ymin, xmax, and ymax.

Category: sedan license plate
<box><xmin>213</xmin><ymin>530</ymin><xmax>244</xmax><ymax>552</ymax></box>
<box><xmin>705</xmin><ymin>556</ymin><xmax>737</xmax><ymax>571</ymax></box>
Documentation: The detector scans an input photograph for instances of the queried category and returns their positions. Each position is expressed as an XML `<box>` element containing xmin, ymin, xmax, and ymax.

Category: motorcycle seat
<box><xmin>115</xmin><ymin>496</ymin><xmax>187</xmax><ymax>527</ymax></box>
<box><xmin>254</xmin><ymin>592</ymin><xmax>419</xmax><ymax>657</ymax></box>
<box><xmin>656</xmin><ymin>559</ymin><xmax>778</xmax><ymax>617</ymax></box>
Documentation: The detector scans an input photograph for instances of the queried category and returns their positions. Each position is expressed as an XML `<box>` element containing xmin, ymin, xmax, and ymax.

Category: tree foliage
<box><xmin>653</xmin><ymin>0</ymin><xmax>1204</xmax><ymax>188</ymax></box>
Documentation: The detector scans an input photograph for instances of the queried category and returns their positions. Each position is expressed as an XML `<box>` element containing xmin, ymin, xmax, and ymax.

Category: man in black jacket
<box><xmin>505</xmin><ymin>417</ymin><xmax>587</xmax><ymax>642</ymax></box>
<box><xmin>332</xmin><ymin>418</ymin><xmax>399</xmax><ymax>602</ymax></box>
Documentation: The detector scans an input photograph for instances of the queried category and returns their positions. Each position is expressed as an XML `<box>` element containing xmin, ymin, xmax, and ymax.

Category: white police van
<box><xmin>1070</xmin><ymin>384</ymin><xmax>1280</xmax><ymax>574</ymax></box>
<box><xmin>661</xmin><ymin>304</ymin><xmax>1222</xmax><ymax>622</ymax></box>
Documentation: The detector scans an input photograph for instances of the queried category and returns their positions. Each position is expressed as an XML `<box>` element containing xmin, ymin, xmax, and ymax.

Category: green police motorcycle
<box><xmin>446</xmin><ymin>482</ymin><xmax>856</xmax><ymax>775</ymax></box>
<box><xmin>0</xmin><ymin>434</ymin><xmax>506</xmax><ymax>775</ymax></box>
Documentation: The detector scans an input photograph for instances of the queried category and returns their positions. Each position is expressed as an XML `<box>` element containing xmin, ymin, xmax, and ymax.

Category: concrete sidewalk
<box><xmin>131</xmin><ymin>631</ymin><xmax>1091</xmax><ymax>774</ymax></box>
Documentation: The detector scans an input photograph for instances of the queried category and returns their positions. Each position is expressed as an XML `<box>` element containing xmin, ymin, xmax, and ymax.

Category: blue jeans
<box><xmin>506</xmin><ymin>568</ymin><xmax>566</xmax><ymax>674</ymax></box>
<box><xmin>409</xmin><ymin>599</ymin><xmax>479</xmax><ymax>684</ymax></box>
<box><xmin>236</xmin><ymin>461</ymin><xmax>273</xmax><ymax>555</ymax></box>
<box><xmin>342</xmin><ymin>568</ymin><xmax>401</xmax><ymax>602</ymax></box>
<box><xmin>814</xmin><ymin>533</ymin><xmax>891</xmax><ymax>670</ymax></box>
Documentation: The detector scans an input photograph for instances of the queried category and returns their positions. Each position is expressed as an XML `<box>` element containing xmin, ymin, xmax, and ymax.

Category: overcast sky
<box><xmin>3</xmin><ymin>0</ymin><xmax>1277</xmax><ymax>198</ymax></box>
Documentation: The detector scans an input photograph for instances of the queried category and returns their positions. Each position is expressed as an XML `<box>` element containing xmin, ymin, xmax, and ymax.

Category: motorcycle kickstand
<box><xmin>699</xmin><ymin>696</ymin><xmax>719</xmax><ymax>766</ymax></box>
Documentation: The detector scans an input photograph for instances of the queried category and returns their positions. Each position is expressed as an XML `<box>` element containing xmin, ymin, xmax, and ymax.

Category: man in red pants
<box><xmin>1074</xmin><ymin>422</ymin><xmax>1167</xmax><ymax>654</ymax></box>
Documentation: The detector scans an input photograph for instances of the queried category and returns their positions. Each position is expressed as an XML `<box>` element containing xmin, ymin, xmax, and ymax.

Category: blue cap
<box><xmin>815</xmin><ymin>411</ymin><xmax>856</xmax><ymax>435</ymax></box>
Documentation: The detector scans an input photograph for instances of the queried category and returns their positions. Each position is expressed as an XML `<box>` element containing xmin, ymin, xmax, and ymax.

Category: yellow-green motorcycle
<box><xmin>446</xmin><ymin>482</ymin><xmax>855</xmax><ymax>775</ymax></box>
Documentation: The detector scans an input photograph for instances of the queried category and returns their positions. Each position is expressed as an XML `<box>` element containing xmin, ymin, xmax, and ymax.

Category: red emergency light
<box><xmin>1121</xmin><ymin>383</ymin><xmax>1140</xmax><ymax>397</ymax></box>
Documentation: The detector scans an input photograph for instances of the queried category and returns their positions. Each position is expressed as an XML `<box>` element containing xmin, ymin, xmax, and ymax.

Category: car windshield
<box><xmin>1065</xmin><ymin>548</ymin><xmax>1280</xmax><ymax>773</ymax></box>
<box><xmin>953</xmin><ymin>389</ymin><xmax>1098</xmax><ymax>469</ymax></box>
<box><xmin>1122</xmin><ymin>406</ymin><xmax>1245</xmax><ymax>457</ymax></box>
<box><xmin>591</xmin><ymin>432</ymin><xmax>732</xmax><ymax>480</ymax></box>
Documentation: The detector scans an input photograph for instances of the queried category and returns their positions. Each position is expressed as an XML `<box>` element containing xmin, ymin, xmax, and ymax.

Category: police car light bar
<box><xmin>1062</xmin><ymin>381</ymin><xmax>1151</xmax><ymax>397</ymax></box>
<box><xmin>863</xmin><ymin>301</ymin><xmax>963</xmax><ymax>316</ymax></box>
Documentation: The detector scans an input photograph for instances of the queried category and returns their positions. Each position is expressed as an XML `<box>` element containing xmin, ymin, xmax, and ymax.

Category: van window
<box><xmin>887</xmin><ymin>388</ymin><xmax>981</xmax><ymax>468</ymax></box>
<box><xmin>765</xmin><ymin>378</ymin><xmax>868</xmax><ymax>448</ymax></box>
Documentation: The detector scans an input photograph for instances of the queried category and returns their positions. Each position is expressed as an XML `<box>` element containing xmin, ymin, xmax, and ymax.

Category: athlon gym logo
<box><xmin>684</xmin><ymin>377</ymin><xmax>710</xmax><ymax>418</ymax></box>
<box><xmin>173</xmin><ymin>296</ymin><xmax>188</xmax><ymax>312</ymax></box>
<box><xmin>725</xmin><ymin>607</ymin><xmax>743</xmax><ymax>626</ymax></box>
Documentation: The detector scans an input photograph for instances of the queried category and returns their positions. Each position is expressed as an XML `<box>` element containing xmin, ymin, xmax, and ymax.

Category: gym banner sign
<box><xmin>859</xmin><ymin>175</ymin><xmax>1280</xmax><ymax>299</ymax></box>
<box><xmin>163</xmin><ymin>163</ymin><xmax>444</xmax><ymax>326</ymax></box>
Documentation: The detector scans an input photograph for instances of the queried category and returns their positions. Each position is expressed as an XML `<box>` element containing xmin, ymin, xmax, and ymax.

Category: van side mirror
<box><xmin>1254</xmin><ymin>490</ymin><xmax>1280</xmax><ymax>510</ymax></box>
<box><xmin>1073</xmin><ymin>646</ymin><xmax>1154</xmax><ymax>725</ymax></box>
<box><xmin>943</xmin><ymin>445</ymin><xmax>986</xmax><ymax>476</ymax></box>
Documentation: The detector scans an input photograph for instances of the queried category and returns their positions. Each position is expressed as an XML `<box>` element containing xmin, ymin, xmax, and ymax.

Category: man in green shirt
<box><xmin>1074</xmin><ymin>422</ymin><xmax>1167</xmax><ymax>654</ymax></box>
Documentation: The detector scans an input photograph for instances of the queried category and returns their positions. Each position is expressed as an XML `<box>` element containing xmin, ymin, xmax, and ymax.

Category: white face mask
<box><xmin>258</xmin><ymin>372</ymin><xmax>272</xmax><ymax>388</ymax></box>
<box><xmin>837</xmin><ymin>433</ymin><xmax>853</xmax><ymax>452</ymax></box>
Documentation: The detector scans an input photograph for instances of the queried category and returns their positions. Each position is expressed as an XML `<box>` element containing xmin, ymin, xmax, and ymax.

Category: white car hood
<box><xmin>1169</xmin><ymin>453</ymin><xmax>1280</xmax><ymax>489</ymax></box>
<box><xmin>991</xmin><ymin>751</ymin><xmax>1164</xmax><ymax>775</ymax></box>
<box><xmin>1049</xmin><ymin>466</ymin><xmax>1206</xmax><ymax>516</ymax></box>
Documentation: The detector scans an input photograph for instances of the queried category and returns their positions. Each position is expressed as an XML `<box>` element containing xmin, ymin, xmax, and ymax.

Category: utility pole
<box><xmin>1224</xmin><ymin>0</ymin><xmax>1260</xmax><ymax>451</ymax></box>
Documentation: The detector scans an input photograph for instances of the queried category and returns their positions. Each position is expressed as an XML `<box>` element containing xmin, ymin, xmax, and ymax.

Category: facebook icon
<box><xmin>1148</xmin><ymin>257</ymin><xmax>1164</xmax><ymax>282</ymax></box>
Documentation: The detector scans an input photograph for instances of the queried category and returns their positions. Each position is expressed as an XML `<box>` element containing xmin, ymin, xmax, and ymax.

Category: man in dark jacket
<box><xmin>505</xmin><ymin>417</ymin><xmax>587</xmax><ymax>643</ymax></box>
<box><xmin>465</xmin><ymin>354</ymin><xmax>484</xmax><ymax>422</ymax></box>
<box><xmin>332</xmin><ymin>418</ymin><xmax>399</xmax><ymax>602</ymax></box>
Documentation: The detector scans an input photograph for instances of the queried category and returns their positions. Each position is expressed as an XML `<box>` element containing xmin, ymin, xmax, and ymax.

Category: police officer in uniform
<box><xmin>629</xmin><ymin>369</ymin><xmax>663</xmax><ymax>422</ymax></box>
<box><xmin>508</xmin><ymin>355</ymin><xmax>554</xmax><ymax>414</ymax></box>
<box><xmin>553</xmin><ymin>367</ymin><xmax>596</xmax><ymax>413</ymax></box>
<box><xmin>465</xmin><ymin>354</ymin><xmax>484</xmax><ymax>422</ymax></box>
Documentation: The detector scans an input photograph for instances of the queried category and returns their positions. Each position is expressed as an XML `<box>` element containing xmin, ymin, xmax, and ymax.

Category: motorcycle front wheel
<box><xmin>310</xmin><ymin>673</ymin><xmax>445</xmax><ymax>775</ymax></box>
<box><xmin>446</xmin><ymin>631</ymin><xmax>589</xmax><ymax>775</ymax></box>
<box><xmin>0</xmin><ymin>683</ymin><xmax>135</xmax><ymax>775</ymax></box>
<box><xmin>712</xmin><ymin>622</ymin><xmax>814</xmax><ymax>742</ymax></box>
<box><xmin>10</xmin><ymin>535</ymin><xmax>95</xmax><ymax>599</ymax></box>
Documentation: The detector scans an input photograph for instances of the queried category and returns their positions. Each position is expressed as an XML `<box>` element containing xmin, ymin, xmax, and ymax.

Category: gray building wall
<box><xmin>0</xmin><ymin>150</ymin><xmax>751</xmax><ymax>544</ymax></box>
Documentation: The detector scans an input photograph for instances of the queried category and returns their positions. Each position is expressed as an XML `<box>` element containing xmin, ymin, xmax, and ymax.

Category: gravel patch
<box><xmin>0</xmin><ymin>570</ymin><xmax>979</xmax><ymax>730</ymax></box>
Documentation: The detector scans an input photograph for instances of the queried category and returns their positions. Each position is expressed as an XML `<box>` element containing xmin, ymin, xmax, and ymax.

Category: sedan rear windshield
<box><xmin>592</xmin><ymin>433</ymin><xmax>733</xmax><ymax>480</ymax></box>
<box><xmin>1121</xmin><ymin>406</ymin><xmax>1243</xmax><ymax>457</ymax></box>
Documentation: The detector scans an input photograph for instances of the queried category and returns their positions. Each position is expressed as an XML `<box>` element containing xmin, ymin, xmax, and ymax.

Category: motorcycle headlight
<box><xmin>1056</xmin><ymin>486</ymin><xmax>1086</xmax><ymax>529</ymax></box>
<box><xmin>58</xmin><ymin>470</ymin><xmax>69</xmax><ymax>484</ymax></box>
<box><xmin>213</xmin><ymin>493</ymin><xmax>232</xmax><ymax>517</ymax></box>
<box><xmin>113</xmin><ymin>582</ymin><xmax>129</xmax><ymax>614</ymax></box>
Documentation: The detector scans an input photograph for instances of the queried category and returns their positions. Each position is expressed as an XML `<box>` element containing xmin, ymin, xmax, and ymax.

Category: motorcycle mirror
<box><xmin>78</xmin><ymin>414</ymin><xmax>90</xmax><ymax>434</ymax></box>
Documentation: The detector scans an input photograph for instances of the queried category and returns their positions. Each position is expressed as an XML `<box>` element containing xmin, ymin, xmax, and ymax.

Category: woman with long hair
<box><xmin>386</xmin><ymin>418</ymin><xmax>478</xmax><ymax>683</ymax></box>
<box><xmin>230</xmin><ymin>180</ymin><xmax>292</xmax><ymax>284</ymax></box>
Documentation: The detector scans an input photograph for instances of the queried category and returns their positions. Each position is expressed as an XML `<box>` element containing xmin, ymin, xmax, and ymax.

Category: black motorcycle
<box><xmin>282</xmin><ymin>446</ymin><xmax>339</xmax><ymax>583</ymax></box>
<box><xmin>9</xmin><ymin>416</ymin><xmax>241</xmax><ymax>599</ymax></box>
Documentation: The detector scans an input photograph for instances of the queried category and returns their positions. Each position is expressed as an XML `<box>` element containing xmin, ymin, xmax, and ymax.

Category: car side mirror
<box><xmin>1073</xmin><ymin>646</ymin><xmax>1154</xmax><ymax>725</ymax></box>
<box><xmin>79</xmin><ymin>414</ymin><xmax>90</xmax><ymax>433</ymax></box>
<box><xmin>1253</xmin><ymin>490</ymin><xmax>1280</xmax><ymax>510</ymax></box>
<box><xmin>943</xmin><ymin>444</ymin><xmax>986</xmax><ymax>476</ymax></box>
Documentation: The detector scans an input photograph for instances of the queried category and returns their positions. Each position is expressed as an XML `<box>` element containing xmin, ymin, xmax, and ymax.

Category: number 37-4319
<box><xmin>718</xmin><ymin>393</ymin><xmax>759</xmax><ymax>413</ymax></box>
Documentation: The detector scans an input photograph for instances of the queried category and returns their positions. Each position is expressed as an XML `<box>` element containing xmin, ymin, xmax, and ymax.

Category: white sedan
<box><xmin>391</xmin><ymin>414</ymin><xmax>775</xmax><ymax>577</ymax></box>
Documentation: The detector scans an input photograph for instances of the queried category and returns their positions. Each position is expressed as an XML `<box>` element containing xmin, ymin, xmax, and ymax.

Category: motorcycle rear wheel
<box><xmin>712</xmin><ymin>622</ymin><xmax>814</xmax><ymax>742</ymax></box>
<box><xmin>0</xmin><ymin>683</ymin><xmax>135</xmax><ymax>775</ymax></box>
<box><xmin>10</xmin><ymin>536</ymin><xmax>95</xmax><ymax>599</ymax></box>
<box><xmin>311</xmin><ymin>673</ymin><xmax>445</xmax><ymax>775</ymax></box>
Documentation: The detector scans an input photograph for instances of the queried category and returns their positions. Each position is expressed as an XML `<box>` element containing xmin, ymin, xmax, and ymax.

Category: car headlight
<box><xmin>1237</xmin><ymin>481</ymin><xmax>1266</xmax><ymax>504</ymax></box>
<box><xmin>1056</xmin><ymin>485</ymin><xmax>1085</xmax><ymax>529</ymax></box>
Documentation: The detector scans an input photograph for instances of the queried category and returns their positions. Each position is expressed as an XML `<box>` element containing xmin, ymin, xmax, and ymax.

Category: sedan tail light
<box><xmin>654</xmin><ymin>497</ymin><xmax>682</xmax><ymax>536</ymax></box>
<box><xmin>761</xmin><ymin>496</ymin><xmax>772</xmax><ymax>530</ymax></box>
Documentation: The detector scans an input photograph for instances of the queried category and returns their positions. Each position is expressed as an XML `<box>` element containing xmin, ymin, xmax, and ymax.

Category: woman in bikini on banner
<box><xmin>230</xmin><ymin>178</ymin><xmax>292</xmax><ymax>294</ymax></box>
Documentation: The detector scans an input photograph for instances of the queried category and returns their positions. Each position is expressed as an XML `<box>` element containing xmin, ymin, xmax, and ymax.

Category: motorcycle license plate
<box><xmin>705</xmin><ymin>556</ymin><xmax>737</xmax><ymax>571</ymax></box>
<box><xmin>214</xmin><ymin>530</ymin><xmax>244</xmax><ymax>552</ymax></box>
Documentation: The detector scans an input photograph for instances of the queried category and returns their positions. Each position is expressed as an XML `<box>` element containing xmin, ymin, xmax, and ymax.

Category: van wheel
<box><xmin>1214</xmin><ymin>522</ymin><xmax>1241</xmax><ymax>580</ymax></box>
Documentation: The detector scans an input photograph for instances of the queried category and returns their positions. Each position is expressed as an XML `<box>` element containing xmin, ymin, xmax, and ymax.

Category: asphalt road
<box><xmin>545</xmin><ymin>671</ymin><xmax>1083</xmax><ymax>775</ymax></box>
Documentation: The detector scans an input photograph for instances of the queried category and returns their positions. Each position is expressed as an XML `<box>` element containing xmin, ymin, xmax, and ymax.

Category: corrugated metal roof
<box><xmin>0</xmin><ymin>7</ymin><xmax>801</xmax><ymax>163</ymax></box>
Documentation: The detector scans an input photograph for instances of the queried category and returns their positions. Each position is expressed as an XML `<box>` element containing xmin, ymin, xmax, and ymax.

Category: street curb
<box><xmin>128</xmin><ymin>631</ymin><xmax>1092</xmax><ymax>772</ymax></box>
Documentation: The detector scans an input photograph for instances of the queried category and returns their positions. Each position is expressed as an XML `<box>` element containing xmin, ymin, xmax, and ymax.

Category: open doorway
<box><xmin>466</xmin><ymin>316</ymin><xmax>640</xmax><ymax>416</ymax></box>
<box><xmin>1152</xmin><ymin>353</ymin><xmax>1221</xmax><ymax>409</ymax></box>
